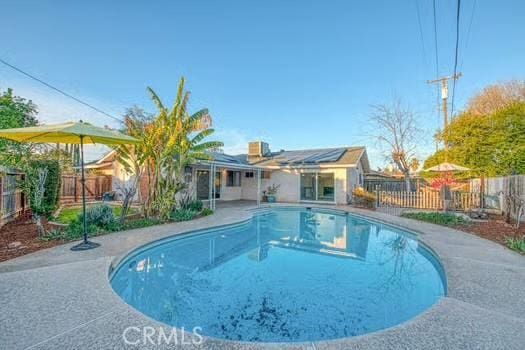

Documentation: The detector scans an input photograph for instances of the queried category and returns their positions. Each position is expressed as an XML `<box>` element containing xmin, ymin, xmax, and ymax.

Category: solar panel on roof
<box><xmin>209</xmin><ymin>152</ymin><xmax>246</xmax><ymax>164</ymax></box>
<box><xmin>306</xmin><ymin>148</ymin><xmax>345</xmax><ymax>163</ymax></box>
<box><xmin>273</xmin><ymin>148</ymin><xmax>345</xmax><ymax>165</ymax></box>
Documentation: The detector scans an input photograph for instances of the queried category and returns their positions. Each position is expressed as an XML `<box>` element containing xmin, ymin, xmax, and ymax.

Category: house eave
<box><xmin>195</xmin><ymin>160</ymin><xmax>262</xmax><ymax>170</ymax></box>
<box><xmin>260</xmin><ymin>164</ymin><xmax>357</xmax><ymax>170</ymax></box>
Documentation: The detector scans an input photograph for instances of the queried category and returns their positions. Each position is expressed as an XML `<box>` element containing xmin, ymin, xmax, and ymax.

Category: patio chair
<box><xmin>102</xmin><ymin>191</ymin><xmax>116</xmax><ymax>202</ymax></box>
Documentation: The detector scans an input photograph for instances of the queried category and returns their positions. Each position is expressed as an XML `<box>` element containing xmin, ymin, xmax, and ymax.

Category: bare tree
<box><xmin>32</xmin><ymin>168</ymin><xmax>48</xmax><ymax>237</ymax></box>
<box><xmin>467</xmin><ymin>80</ymin><xmax>525</xmax><ymax>116</ymax></box>
<box><xmin>369</xmin><ymin>99</ymin><xmax>421</xmax><ymax>191</ymax></box>
<box><xmin>500</xmin><ymin>177</ymin><xmax>525</xmax><ymax>228</ymax></box>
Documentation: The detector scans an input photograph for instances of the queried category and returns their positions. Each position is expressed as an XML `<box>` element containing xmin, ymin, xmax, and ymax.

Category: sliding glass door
<box><xmin>300</xmin><ymin>173</ymin><xmax>316</xmax><ymax>200</ymax></box>
<box><xmin>318</xmin><ymin>173</ymin><xmax>335</xmax><ymax>201</ymax></box>
<box><xmin>300</xmin><ymin>172</ymin><xmax>335</xmax><ymax>202</ymax></box>
<box><xmin>196</xmin><ymin>170</ymin><xmax>221</xmax><ymax>200</ymax></box>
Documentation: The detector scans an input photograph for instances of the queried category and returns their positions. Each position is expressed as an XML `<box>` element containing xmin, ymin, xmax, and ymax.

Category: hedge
<box><xmin>30</xmin><ymin>159</ymin><xmax>61</xmax><ymax>215</ymax></box>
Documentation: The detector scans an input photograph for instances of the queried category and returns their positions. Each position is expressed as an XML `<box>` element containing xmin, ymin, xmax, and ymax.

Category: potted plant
<box><xmin>266</xmin><ymin>184</ymin><xmax>280</xmax><ymax>203</ymax></box>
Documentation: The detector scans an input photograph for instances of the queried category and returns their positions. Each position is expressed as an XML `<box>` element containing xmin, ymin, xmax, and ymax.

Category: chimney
<box><xmin>248</xmin><ymin>141</ymin><xmax>270</xmax><ymax>160</ymax></box>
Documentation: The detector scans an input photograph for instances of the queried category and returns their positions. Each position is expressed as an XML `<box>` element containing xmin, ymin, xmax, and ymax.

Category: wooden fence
<box><xmin>60</xmin><ymin>174</ymin><xmax>112</xmax><ymax>203</ymax></box>
<box><xmin>0</xmin><ymin>168</ymin><xmax>26</xmax><ymax>226</ymax></box>
<box><xmin>470</xmin><ymin>175</ymin><xmax>524</xmax><ymax>221</ymax></box>
<box><xmin>377</xmin><ymin>190</ymin><xmax>481</xmax><ymax>211</ymax></box>
<box><xmin>471</xmin><ymin>175</ymin><xmax>525</xmax><ymax>210</ymax></box>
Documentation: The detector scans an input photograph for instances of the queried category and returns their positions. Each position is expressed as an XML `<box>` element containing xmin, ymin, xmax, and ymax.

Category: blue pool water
<box><xmin>111</xmin><ymin>208</ymin><xmax>445</xmax><ymax>342</ymax></box>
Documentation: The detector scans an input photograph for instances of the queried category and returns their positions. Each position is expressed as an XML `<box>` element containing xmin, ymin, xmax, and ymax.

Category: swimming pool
<box><xmin>110</xmin><ymin>207</ymin><xmax>446</xmax><ymax>343</ymax></box>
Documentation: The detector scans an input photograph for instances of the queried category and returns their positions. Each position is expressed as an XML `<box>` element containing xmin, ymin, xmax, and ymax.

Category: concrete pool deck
<box><xmin>1</xmin><ymin>202</ymin><xmax>524</xmax><ymax>349</ymax></box>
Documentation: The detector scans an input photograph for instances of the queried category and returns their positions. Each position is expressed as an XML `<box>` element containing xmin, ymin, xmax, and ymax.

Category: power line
<box><xmin>432</xmin><ymin>0</ymin><xmax>441</xmax><ymax>130</ymax></box>
<box><xmin>459</xmin><ymin>0</ymin><xmax>477</xmax><ymax>71</ymax></box>
<box><xmin>450</xmin><ymin>0</ymin><xmax>462</xmax><ymax>119</ymax></box>
<box><xmin>414</xmin><ymin>0</ymin><xmax>427</xmax><ymax>62</ymax></box>
<box><xmin>0</xmin><ymin>57</ymin><xmax>122</xmax><ymax>123</ymax></box>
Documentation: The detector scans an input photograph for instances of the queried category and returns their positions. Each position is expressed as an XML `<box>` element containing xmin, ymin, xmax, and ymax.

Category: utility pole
<box><xmin>427</xmin><ymin>72</ymin><xmax>462</xmax><ymax>152</ymax></box>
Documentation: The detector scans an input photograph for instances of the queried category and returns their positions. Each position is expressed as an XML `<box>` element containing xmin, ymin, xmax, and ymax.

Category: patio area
<box><xmin>1</xmin><ymin>202</ymin><xmax>524</xmax><ymax>349</ymax></box>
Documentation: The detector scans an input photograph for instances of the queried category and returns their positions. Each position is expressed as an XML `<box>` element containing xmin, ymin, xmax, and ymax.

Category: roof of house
<box><xmin>253</xmin><ymin>147</ymin><xmax>368</xmax><ymax>168</ymax></box>
<box><xmin>89</xmin><ymin>146</ymin><xmax>370</xmax><ymax>171</ymax></box>
<box><xmin>74</xmin><ymin>149</ymin><xmax>116</xmax><ymax>170</ymax></box>
<box><xmin>207</xmin><ymin>146</ymin><xmax>370</xmax><ymax>171</ymax></box>
<box><xmin>208</xmin><ymin>152</ymin><xmax>249</xmax><ymax>165</ymax></box>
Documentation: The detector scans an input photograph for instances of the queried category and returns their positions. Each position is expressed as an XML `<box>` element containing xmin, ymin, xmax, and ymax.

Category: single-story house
<box><xmin>87</xmin><ymin>141</ymin><xmax>370</xmax><ymax>207</ymax></box>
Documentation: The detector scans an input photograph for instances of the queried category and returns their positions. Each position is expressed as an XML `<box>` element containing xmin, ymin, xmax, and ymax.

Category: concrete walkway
<box><xmin>1</xmin><ymin>203</ymin><xmax>524</xmax><ymax>349</ymax></box>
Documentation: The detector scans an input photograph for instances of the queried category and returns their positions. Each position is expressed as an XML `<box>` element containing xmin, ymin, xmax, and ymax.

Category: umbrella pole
<box><xmin>71</xmin><ymin>135</ymin><xmax>100</xmax><ymax>251</ymax></box>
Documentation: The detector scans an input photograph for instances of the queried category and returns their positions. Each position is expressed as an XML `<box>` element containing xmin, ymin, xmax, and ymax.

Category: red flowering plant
<box><xmin>429</xmin><ymin>171</ymin><xmax>455</xmax><ymax>190</ymax></box>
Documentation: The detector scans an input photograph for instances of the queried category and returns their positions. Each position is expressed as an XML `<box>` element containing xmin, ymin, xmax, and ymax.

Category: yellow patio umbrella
<box><xmin>0</xmin><ymin>121</ymin><xmax>138</xmax><ymax>251</ymax></box>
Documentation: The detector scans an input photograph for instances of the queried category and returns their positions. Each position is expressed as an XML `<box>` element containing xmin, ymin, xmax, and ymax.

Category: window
<box><xmin>261</xmin><ymin>171</ymin><xmax>271</xmax><ymax>179</ymax></box>
<box><xmin>226</xmin><ymin>171</ymin><xmax>241</xmax><ymax>187</ymax></box>
<box><xmin>300</xmin><ymin>172</ymin><xmax>335</xmax><ymax>202</ymax></box>
<box><xmin>245</xmin><ymin>171</ymin><xmax>254</xmax><ymax>178</ymax></box>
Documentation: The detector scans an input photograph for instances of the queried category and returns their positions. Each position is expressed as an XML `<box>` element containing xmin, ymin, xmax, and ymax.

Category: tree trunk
<box><xmin>504</xmin><ymin>196</ymin><xmax>512</xmax><ymax>224</ymax></box>
<box><xmin>516</xmin><ymin>205</ymin><xmax>523</xmax><ymax>229</ymax></box>
<box><xmin>404</xmin><ymin>173</ymin><xmax>411</xmax><ymax>192</ymax></box>
<box><xmin>34</xmin><ymin>214</ymin><xmax>45</xmax><ymax>237</ymax></box>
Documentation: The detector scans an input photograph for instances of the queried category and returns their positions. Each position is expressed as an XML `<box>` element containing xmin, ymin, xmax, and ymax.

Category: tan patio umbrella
<box><xmin>424</xmin><ymin>162</ymin><xmax>470</xmax><ymax>172</ymax></box>
<box><xmin>0</xmin><ymin>121</ymin><xmax>138</xmax><ymax>251</ymax></box>
<box><xmin>424</xmin><ymin>162</ymin><xmax>472</xmax><ymax>212</ymax></box>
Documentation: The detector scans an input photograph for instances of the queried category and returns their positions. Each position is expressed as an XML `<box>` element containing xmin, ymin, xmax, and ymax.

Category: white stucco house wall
<box><xmin>190</xmin><ymin>141</ymin><xmax>370</xmax><ymax>206</ymax></box>
<box><xmin>88</xmin><ymin>141</ymin><xmax>371</xmax><ymax>206</ymax></box>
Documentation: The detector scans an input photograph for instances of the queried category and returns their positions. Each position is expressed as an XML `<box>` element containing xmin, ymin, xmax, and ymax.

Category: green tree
<box><xmin>0</xmin><ymin>88</ymin><xmax>38</xmax><ymax>130</ymax></box>
<box><xmin>116</xmin><ymin>78</ymin><xmax>223</xmax><ymax>219</ymax></box>
<box><xmin>0</xmin><ymin>88</ymin><xmax>38</xmax><ymax>164</ymax></box>
<box><xmin>424</xmin><ymin>102</ymin><xmax>525</xmax><ymax>176</ymax></box>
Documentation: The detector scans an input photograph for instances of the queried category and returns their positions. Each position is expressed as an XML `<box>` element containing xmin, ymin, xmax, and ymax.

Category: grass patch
<box><xmin>42</xmin><ymin>217</ymin><xmax>163</xmax><ymax>242</ymax></box>
<box><xmin>505</xmin><ymin>236</ymin><xmax>525</xmax><ymax>253</ymax></box>
<box><xmin>53</xmin><ymin>205</ymin><xmax>136</xmax><ymax>224</ymax></box>
<box><xmin>43</xmin><ymin>203</ymin><xmax>214</xmax><ymax>242</ymax></box>
<box><xmin>401</xmin><ymin>212</ymin><xmax>471</xmax><ymax>226</ymax></box>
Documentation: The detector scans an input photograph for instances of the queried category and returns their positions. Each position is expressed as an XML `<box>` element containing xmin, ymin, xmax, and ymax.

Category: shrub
<box><xmin>65</xmin><ymin>204</ymin><xmax>119</xmax><ymax>238</ymax></box>
<box><xmin>352</xmin><ymin>188</ymin><xmax>376</xmax><ymax>209</ymax></box>
<box><xmin>186</xmin><ymin>199</ymin><xmax>203</xmax><ymax>212</ymax></box>
<box><xmin>40</xmin><ymin>229</ymin><xmax>68</xmax><ymax>242</ymax></box>
<box><xmin>29</xmin><ymin>159</ymin><xmax>61</xmax><ymax>215</ymax></box>
<box><xmin>63</xmin><ymin>220</ymin><xmax>104</xmax><ymax>240</ymax></box>
<box><xmin>83</xmin><ymin>204</ymin><xmax>117</xmax><ymax>228</ymax></box>
<box><xmin>201</xmin><ymin>207</ymin><xmax>213</xmax><ymax>216</ymax></box>
<box><xmin>505</xmin><ymin>236</ymin><xmax>525</xmax><ymax>253</ymax></box>
<box><xmin>401</xmin><ymin>212</ymin><xmax>471</xmax><ymax>226</ymax></box>
<box><xmin>42</xmin><ymin>217</ymin><xmax>165</xmax><ymax>242</ymax></box>
<box><xmin>171</xmin><ymin>208</ymin><xmax>197</xmax><ymax>222</ymax></box>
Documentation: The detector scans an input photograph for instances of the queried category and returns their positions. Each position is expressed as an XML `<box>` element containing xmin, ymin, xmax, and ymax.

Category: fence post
<box><xmin>74</xmin><ymin>175</ymin><xmax>78</xmax><ymax>203</ymax></box>
<box><xmin>0</xmin><ymin>175</ymin><xmax>3</xmax><ymax>216</ymax></box>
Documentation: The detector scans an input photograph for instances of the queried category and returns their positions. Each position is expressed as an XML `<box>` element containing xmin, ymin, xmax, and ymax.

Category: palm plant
<box><xmin>117</xmin><ymin>77</ymin><xmax>222</xmax><ymax>220</ymax></box>
<box><xmin>115</xmin><ymin>115</ymin><xmax>150</xmax><ymax>221</ymax></box>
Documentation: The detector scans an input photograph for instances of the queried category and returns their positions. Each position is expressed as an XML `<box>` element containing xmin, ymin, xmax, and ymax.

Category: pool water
<box><xmin>111</xmin><ymin>208</ymin><xmax>445</xmax><ymax>342</ymax></box>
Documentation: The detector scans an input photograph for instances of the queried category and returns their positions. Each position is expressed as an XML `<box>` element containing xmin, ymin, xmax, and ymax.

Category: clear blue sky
<box><xmin>1</xmin><ymin>0</ymin><xmax>524</xmax><ymax>165</ymax></box>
